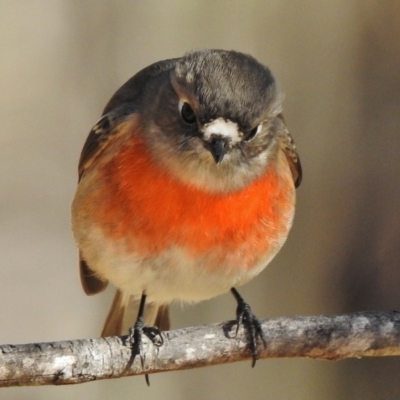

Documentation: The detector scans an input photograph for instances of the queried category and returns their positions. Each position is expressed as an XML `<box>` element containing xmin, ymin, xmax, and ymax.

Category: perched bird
<box><xmin>71</xmin><ymin>49</ymin><xmax>301</xmax><ymax>367</ymax></box>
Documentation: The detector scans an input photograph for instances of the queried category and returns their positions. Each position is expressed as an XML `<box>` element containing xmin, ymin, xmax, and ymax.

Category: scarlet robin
<box><xmin>71</xmin><ymin>49</ymin><xmax>301</xmax><ymax>368</ymax></box>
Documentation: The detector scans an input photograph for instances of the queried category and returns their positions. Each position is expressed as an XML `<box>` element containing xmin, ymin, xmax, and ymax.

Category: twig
<box><xmin>1</xmin><ymin>311</ymin><xmax>400</xmax><ymax>387</ymax></box>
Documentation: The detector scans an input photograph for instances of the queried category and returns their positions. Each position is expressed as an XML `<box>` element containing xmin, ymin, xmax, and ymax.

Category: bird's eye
<box><xmin>180</xmin><ymin>102</ymin><xmax>196</xmax><ymax>124</ymax></box>
<box><xmin>245</xmin><ymin>124</ymin><xmax>262</xmax><ymax>141</ymax></box>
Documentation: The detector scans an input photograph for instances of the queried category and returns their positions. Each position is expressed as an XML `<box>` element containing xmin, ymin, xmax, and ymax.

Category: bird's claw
<box><xmin>125</xmin><ymin>319</ymin><xmax>163</xmax><ymax>385</ymax></box>
<box><xmin>231</xmin><ymin>288</ymin><xmax>266</xmax><ymax>367</ymax></box>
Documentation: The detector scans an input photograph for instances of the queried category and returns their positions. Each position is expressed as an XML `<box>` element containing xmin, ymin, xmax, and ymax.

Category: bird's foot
<box><xmin>231</xmin><ymin>288</ymin><xmax>266</xmax><ymax>367</ymax></box>
<box><xmin>125</xmin><ymin>318</ymin><xmax>163</xmax><ymax>385</ymax></box>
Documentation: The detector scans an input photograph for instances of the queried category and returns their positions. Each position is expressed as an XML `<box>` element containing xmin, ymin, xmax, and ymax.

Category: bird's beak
<box><xmin>204</xmin><ymin>137</ymin><xmax>228</xmax><ymax>164</ymax></box>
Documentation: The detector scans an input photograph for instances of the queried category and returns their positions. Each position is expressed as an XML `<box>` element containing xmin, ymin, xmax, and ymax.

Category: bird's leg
<box><xmin>231</xmin><ymin>287</ymin><xmax>266</xmax><ymax>367</ymax></box>
<box><xmin>125</xmin><ymin>292</ymin><xmax>163</xmax><ymax>385</ymax></box>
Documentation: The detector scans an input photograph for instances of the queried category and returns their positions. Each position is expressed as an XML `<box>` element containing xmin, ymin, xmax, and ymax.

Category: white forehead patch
<box><xmin>202</xmin><ymin>118</ymin><xmax>241</xmax><ymax>143</ymax></box>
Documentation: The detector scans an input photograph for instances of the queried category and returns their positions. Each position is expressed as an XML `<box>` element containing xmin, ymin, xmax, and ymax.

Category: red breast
<box><xmin>90</xmin><ymin>127</ymin><xmax>295</xmax><ymax>272</ymax></box>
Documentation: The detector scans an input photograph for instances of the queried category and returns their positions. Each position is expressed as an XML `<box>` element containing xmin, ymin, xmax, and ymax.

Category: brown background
<box><xmin>1</xmin><ymin>1</ymin><xmax>400</xmax><ymax>399</ymax></box>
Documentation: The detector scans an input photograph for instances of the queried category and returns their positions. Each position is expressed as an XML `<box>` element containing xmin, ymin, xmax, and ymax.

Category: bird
<box><xmin>71</xmin><ymin>49</ymin><xmax>301</xmax><ymax>369</ymax></box>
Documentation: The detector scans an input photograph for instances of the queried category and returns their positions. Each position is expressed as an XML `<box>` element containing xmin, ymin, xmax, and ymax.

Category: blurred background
<box><xmin>1</xmin><ymin>1</ymin><xmax>400</xmax><ymax>399</ymax></box>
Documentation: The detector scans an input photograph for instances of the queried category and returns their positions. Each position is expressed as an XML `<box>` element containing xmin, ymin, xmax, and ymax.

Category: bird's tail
<box><xmin>101</xmin><ymin>290</ymin><xmax>170</xmax><ymax>337</ymax></box>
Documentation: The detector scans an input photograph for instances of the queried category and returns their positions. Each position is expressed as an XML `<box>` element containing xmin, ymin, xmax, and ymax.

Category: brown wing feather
<box><xmin>78</xmin><ymin>113</ymin><xmax>127</xmax><ymax>181</ymax></box>
<box><xmin>284</xmin><ymin>139</ymin><xmax>302</xmax><ymax>188</ymax></box>
<box><xmin>77</xmin><ymin>114</ymin><xmax>129</xmax><ymax>296</ymax></box>
<box><xmin>277</xmin><ymin>114</ymin><xmax>302</xmax><ymax>188</ymax></box>
<box><xmin>79</xmin><ymin>253</ymin><xmax>108</xmax><ymax>295</ymax></box>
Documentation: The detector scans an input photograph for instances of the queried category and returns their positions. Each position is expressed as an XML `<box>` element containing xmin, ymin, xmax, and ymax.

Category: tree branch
<box><xmin>1</xmin><ymin>311</ymin><xmax>400</xmax><ymax>387</ymax></box>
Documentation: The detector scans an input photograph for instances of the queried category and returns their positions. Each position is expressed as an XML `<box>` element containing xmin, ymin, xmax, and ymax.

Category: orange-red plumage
<box><xmin>93</xmin><ymin>127</ymin><xmax>293</xmax><ymax>271</ymax></box>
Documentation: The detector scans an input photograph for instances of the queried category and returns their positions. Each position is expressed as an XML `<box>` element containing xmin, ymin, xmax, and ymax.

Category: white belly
<box><xmin>80</xmin><ymin>225</ymin><xmax>283</xmax><ymax>305</ymax></box>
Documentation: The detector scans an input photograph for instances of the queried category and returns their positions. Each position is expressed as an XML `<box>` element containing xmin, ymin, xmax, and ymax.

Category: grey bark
<box><xmin>1</xmin><ymin>311</ymin><xmax>400</xmax><ymax>387</ymax></box>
